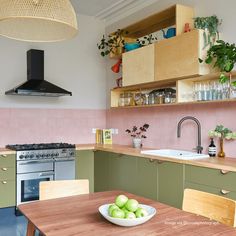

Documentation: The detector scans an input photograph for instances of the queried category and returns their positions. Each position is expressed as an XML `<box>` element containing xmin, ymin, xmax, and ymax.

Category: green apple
<box><xmin>115</xmin><ymin>195</ymin><xmax>128</xmax><ymax>208</ymax></box>
<box><xmin>125</xmin><ymin>199</ymin><xmax>139</xmax><ymax>212</ymax></box>
<box><xmin>125</xmin><ymin>211</ymin><xmax>136</xmax><ymax>219</ymax></box>
<box><xmin>111</xmin><ymin>208</ymin><xmax>125</xmax><ymax>218</ymax></box>
<box><xmin>121</xmin><ymin>207</ymin><xmax>129</xmax><ymax>214</ymax></box>
<box><xmin>135</xmin><ymin>207</ymin><xmax>148</xmax><ymax>218</ymax></box>
<box><xmin>108</xmin><ymin>204</ymin><xmax>119</xmax><ymax>216</ymax></box>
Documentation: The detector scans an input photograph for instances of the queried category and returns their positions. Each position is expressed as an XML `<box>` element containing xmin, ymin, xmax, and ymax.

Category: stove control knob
<box><xmin>25</xmin><ymin>155</ymin><xmax>30</xmax><ymax>159</ymax></box>
<box><xmin>19</xmin><ymin>155</ymin><xmax>24</xmax><ymax>159</ymax></box>
<box><xmin>42</xmin><ymin>154</ymin><xmax>45</xmax><ymax>157</ymax></box>
<box><xmin>30</xmin><ymin>154</ymin><xmax>34</xmax><ymax>159</ymax></box>
<box><xmin>70</xmin><ymin>152</ymin><xmax>75</xmax><ymax>156</ymax></box>
<box><xmin>36</xmin><ymin>155</ymin><xmax>40</xmax><ymax>158</ymax></box>
<box><xmin>56</xmin><ymin>153</ymin><xmax>59</xmax><ymax>157</ymax></box>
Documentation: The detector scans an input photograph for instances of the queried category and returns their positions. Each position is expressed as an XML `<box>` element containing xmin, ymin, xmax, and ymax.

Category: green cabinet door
<box><xmin>0</xmin><ymin>180</ymin><xmax>15</xmax><ymax>208</ymax></box>
<box><xmin>109</xmin><ymin>153</ymin><xmax>137</xmax><ymax>194</ymax></box>
<box><xmin>75</xmin><ymin>150</ymin><xmax>94</xmax><ymax>193</ymax></box>
<box><xmin>135</xmin><ymin>157</ymin><xmax>158</xmax><ymax>200</ymax></box>
<box><xmin>158</xmin><ymin>161</ymin><xmax>184</xmax><ymax>209</ymax></box>
<box><xmin>0</xmin><ymin>154</ymin><xmax>16</xmax><ymax>208</ymax></box>
<box><xmin>94</xmin><ymin>151</ymin><xmax>110</xmax><ymax>192</ymax></box>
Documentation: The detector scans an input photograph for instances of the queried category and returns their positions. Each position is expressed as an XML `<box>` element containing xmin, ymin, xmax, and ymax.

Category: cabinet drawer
<box><xmin>0</xmin><ymin>167</ymin><xmax>15</xmax><ymax>180</ymax></box>
<box><xmin>0</xmin><ymin>180</ymin><xmax>16</xmax><ymax>208</ymax></box>
<box><xmin>0</xmin><ymin>155</ymin><xmax>15</xmax><ymax>168</ymax></box>
<box><xmin>186</xmin><ymin>165</ymin><xmax>236</xmax><ymax>191</ymax></box>
<box><xmin>185</xmin><ymin>182</ymin><xmax>236</xmax><ymax>201</ymax></box>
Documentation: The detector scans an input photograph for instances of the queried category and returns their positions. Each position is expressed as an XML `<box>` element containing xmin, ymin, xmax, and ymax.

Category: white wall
<box><xmin>0</xmin><ymin>14</ymin><xmax>107</xmax><ymax>109</ymax></box>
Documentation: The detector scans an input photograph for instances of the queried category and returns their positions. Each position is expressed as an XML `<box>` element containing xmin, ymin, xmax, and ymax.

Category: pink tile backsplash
<box><xmin>0</xmin><ymin>108</ymin><xmax>106</xmax><ymax>146</ymax></box>
<box><xmin>1</xmin><ymin>104</ymin><xmax>236</xmax><ymax>158</ymax></box>
<box><xmin>107</xmin><ymin>103</ymin><xmax>236</xmax><ymax>158</ymax></box>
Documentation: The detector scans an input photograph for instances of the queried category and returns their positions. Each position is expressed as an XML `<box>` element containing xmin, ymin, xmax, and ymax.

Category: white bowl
<box><xmin>99</xmin><ymin>204</ymin><xmax>156</xmax><ymax>227</ymax></box>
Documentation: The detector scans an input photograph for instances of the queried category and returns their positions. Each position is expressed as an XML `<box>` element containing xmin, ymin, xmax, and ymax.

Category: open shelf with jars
<box><xmin>110</xmin><ymin>71</ymin><xmax>236</xmax><ymax>109</ymax></box>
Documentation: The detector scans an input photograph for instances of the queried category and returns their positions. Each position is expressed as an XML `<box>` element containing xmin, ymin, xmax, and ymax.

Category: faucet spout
<box><xmin>177</xmin><ymin>116</ymin><xmax>203</xmax><ymax>154</ymax></box>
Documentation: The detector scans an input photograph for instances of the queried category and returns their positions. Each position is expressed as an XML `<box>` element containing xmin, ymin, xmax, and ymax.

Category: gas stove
<box><xmin>6</xmin><ymin>143</ymin><xmax>76</xmax><ymax>161</ymax></box>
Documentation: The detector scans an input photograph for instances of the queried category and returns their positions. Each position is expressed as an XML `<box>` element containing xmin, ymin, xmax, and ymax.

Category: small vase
<box><xmin>133</xmin><ymin>138</ymin><xmax>142</xmax><ymax>148</ymax></box>
<box><xmin>218</xmin><ymin>138</ymin><xmax>225</xmax><ymax>158</ymax></box>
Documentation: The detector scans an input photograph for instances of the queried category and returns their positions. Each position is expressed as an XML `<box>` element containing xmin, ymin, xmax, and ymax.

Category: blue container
<box><xmin>124</xmin><ymin>43</ymin><xmax>141</xmax><ymax>52</ymax></box>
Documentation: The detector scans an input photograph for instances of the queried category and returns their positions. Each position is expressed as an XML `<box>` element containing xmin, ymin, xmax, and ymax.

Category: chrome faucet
<box><xmin>177</xmin><ymin>116</ymin><xmax>203</xmax><ymax>154</ymax></box>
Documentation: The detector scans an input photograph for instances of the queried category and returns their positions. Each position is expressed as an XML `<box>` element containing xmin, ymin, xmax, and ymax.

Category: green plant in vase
<box><xmin>209</xmin><ymin>125</ymin><xmax>236</xmax><ymax>158</ymax></box>
<box><xmin>194</xmin><ymin>15</ymin><xmax>222</xmax><ymax>49</ymax></box>
<box><xmin>199</xmin><ymin>40</ymin><xmax>236</xmax><ymax>95</ymax></box>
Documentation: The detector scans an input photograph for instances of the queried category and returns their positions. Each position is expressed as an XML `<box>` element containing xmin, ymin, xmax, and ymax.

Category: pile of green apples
<box><xmin>108</xmin><ymin>194</ymin><xmax>148</xmax><ymax>219</ymax></box>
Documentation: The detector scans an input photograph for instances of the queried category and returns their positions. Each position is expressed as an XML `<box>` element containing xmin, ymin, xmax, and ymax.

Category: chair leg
<box><xmin>26</xmin><ymin>221</ymin><xmax>36</xmax><ymax>236</ymax></box>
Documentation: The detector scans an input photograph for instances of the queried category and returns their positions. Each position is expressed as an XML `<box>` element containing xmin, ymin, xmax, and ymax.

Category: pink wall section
<box><xmin>107</xmin><ymin>103</ymin><xmax>236</xmax><ymax>158</ymax></box>
<box><xmin>0</xmin><ymin>108</ymin><xmax>106</xmax><ymax>146</ymax></box>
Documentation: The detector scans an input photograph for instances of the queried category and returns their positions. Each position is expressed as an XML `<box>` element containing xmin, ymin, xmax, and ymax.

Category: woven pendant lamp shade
<box><xmin>0</xmin><ymin>0</ymin><xmax>78</xmax><ymax>42</ymax></box>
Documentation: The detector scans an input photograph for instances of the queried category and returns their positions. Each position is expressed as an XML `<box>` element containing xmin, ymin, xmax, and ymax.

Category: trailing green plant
<box><xmin>194</xmin><ymin>15</ymin><xmax>222</xmax><ymax>49</ymax></box>
<box><xmin>199</xmin><ymin>40</ymin><xmax>236</xmax><ymax>85</ymax></box>
<box><xmin>97</xmin><ymin>29</ymin><xmax>127</xmax><ymax>57</ymax></box>
<box><xmin>137</xmin><ymin>33</ymin><xmax>158</xmax><ymax>46</ymax></box>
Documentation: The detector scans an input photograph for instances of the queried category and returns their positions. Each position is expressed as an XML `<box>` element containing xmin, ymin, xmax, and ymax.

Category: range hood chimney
<box><xmin>5</xmin><ymin>49</ymin><xmax>72</xmax><ymax>97</ymax></box>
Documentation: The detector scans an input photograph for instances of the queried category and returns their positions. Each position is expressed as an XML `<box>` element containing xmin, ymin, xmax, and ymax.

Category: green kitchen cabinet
<box><xmin>109</xmin><ymin>153</ymin><xmax>137</xmax><ymax>194</ymax></box>
<box><xmin>75</xmin><ymin>150</ymin><xmax>94</xmax><ymax>193</ymax></box>
<box><xmin>94</xmin><ymin>151</ymin><xmax>110</xmax><ymax>192</ymax></box>
<box><xmin>135</xmin><ymin>157</ymin><xmax>158</xmax><ymax>200</ymax></box>
<box><xmin>0</xmin><ymin>154</ymin><xmax>16</xmax><ymax>208</ymax></box>
<box><xmin>158</xmin><ymin>161</ymin><xmax>184</xmax><ymax>209</ymax></box>
<box><xmin>185</xmin><ymin>165</ymin><xmax>236</xmax><ymax>200</ymax></box>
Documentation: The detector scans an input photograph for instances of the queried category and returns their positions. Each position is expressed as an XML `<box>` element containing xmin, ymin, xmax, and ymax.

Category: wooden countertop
<box><xmin>1</xmin><ymin>144</ymin><xmax>236</xmax><ymax>172</ymax></box>
<box><xmin>19</xmin><ymin>190</ymin><xmax>236</xmax><ymax>236</ymax></box>
<box><xmin>76</xmin><ymin>144</ymin><xmax>236</xmax><ymax>172</ymax></box>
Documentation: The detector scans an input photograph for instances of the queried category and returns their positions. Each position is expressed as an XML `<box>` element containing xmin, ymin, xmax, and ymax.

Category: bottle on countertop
<box><xmin>208</xmin><ymin>138</ymin><xmax>216</xmax><ymax>157</ymax></box>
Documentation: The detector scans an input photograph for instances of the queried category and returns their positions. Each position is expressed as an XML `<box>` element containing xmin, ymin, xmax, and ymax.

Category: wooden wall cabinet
<box><xmin>122</xmin><ymin>29</ymin><xmax>210</xmax><ymax>87</ymax></box>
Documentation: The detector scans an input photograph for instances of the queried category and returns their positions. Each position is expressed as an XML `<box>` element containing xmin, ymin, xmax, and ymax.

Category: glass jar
<box><xmin>155</xmin><ymin>92</ymin><xmax>165</xmax><ymax>104</ymax></box>
<box><xmin>134</xmin><ymin>92</ymin><xmax>144</xmax><ymax>105</ymax></box>
<box><xmin>164</xmin><ymin>92</ymin><xmax>172</xmax><ymax>104</ymax></box>
<box><xmin>148</xmin><ymin>93</ymin><xmax>155</xmax><ymax>105</ymax></box>
<box><xmin>118</xmin><ymin>93</ymin><xmax>125</xmax><ymax>107</ymax></box>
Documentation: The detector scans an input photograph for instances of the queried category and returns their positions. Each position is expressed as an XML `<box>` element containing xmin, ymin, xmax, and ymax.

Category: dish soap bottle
<box><xmin>208</xmin><ymin>138</ymin><xmax>216</xmax><ymax>157</ymax></box>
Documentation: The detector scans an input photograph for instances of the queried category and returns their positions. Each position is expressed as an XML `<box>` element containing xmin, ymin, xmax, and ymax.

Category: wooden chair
<box><xmin>39</xmin><ymin>179</ymin><xmax>89</xmax><ymax>201</ymax></box>
<box><xmin>182</xmin><ymin>188</ymin><xmax>236</xmax><ymax>227</ymax></box>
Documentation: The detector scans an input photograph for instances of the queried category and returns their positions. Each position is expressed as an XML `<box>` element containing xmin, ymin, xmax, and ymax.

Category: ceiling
<box><xmin>71</xmin><ymin>0</ymin><xmax>160</xmax><ymax>25</ymax></box>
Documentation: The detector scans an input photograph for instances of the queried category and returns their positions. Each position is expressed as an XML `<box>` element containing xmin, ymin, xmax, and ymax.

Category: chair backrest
<box><xmin>39</xmin><ymin>179</ymin><xmax>89</xmax><ymax>201</ymax></box>
<box><xmin>183</xmin><ymin>188</ymin><xmax>236</xmax><ymax>227</ymax></box>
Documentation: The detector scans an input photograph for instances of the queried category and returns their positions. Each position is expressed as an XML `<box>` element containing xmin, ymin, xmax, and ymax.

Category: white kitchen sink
<box><xmin>141</xmin><ymin>149</ymin><xmax>209</xmax><ymax>160</ymax></box>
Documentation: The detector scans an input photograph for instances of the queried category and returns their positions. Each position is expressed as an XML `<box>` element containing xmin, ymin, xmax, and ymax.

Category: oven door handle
<box><xmin>18</xmin><ymin>160</ymin><xmax>55</xmax><ymax>165</ymax></box>
<box><xmin>39</xmin><ymin>172</ymin><xmax>54</xmax><ymax>177</ymax></box>
<box><xmin>54</xmin><ymin>158</ymin><xmax>75</xmax><ymax>162</ymax></box>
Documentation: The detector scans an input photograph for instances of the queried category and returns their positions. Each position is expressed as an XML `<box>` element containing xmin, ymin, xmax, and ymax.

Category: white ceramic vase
<box><xmin>133</xmin><ymin>138</ymin><xmax>142</xmax><ymax>148</ymax></box>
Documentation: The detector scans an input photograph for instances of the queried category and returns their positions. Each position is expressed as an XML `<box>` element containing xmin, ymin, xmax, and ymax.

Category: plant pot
<box><xmin>133</xmin><ymin>138</ymin><xmax>142</xmax><ymax>148</ymax></box>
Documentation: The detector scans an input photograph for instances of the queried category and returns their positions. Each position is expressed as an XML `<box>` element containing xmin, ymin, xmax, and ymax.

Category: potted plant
<box><xmin>199</xmin><ymin>40</ymin><xmax>236</xmax><ymax>95</ymax></box>
<box><xmin>97</xmin><ymin>29</ymin><xmax>127</xmax><ymax>57</ymax></box>
<box><xmin>194</xmin><ymin>15</ymin><xmax>222</xmax><ymax>49</ymax></box>
<box><xmin>125</xmin><ymin>124</ymin><xmax>150</xmax><ymax>148</ymax></box>
<box><xmin>209</xmin><ymin>125</ymin><xmax>236</xmax><ymax>158</ymax></box>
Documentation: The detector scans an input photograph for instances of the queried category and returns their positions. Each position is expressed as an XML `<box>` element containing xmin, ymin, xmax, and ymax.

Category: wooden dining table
<box><xmin>18</xmin><ymin>191</ymin><xmax>236</xmax><ymax>236</ymax></box>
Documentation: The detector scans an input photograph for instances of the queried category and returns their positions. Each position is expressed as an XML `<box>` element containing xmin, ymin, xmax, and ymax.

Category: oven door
<box><xmin>17</xmin><ymin>171</ymin><xmax>54</xmax><ymax>206</ymax></box>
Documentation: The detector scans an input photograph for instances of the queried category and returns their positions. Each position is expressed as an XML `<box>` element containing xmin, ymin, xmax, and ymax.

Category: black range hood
<box><xmin>5</xmin><ymin>49</ymin><xmax>72</xmax><ymax>97</ymax></box>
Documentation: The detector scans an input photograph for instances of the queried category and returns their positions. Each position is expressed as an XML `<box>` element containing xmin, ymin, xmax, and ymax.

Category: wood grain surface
<box><xmin>19</xmin><ymin>191</ymin><xmax>236</xmax><ymax>236</ymax></box>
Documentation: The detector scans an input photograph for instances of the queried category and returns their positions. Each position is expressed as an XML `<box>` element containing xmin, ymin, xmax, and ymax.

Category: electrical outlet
<box><xmin>92</xmin><ymin>128</ymin><xmax>97</xmax><ymax>134</ymax></box>
<box><xmin>110</xmin><ymin>128</ymin><xmax>119</xmax><ymax>135</ymax></box>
